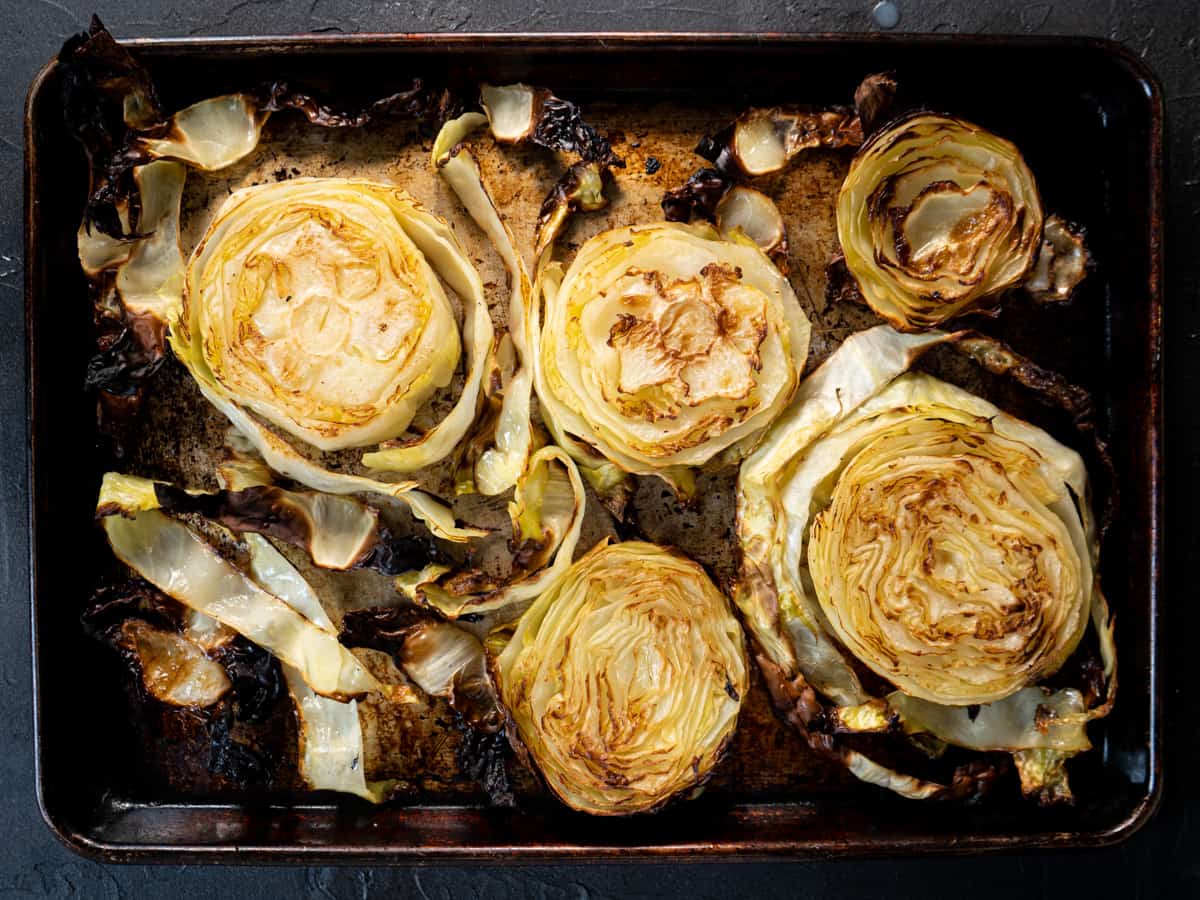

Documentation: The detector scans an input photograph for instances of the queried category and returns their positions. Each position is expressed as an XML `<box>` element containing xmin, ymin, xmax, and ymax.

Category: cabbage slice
<box><xmin>736</xmin><ymin>324</ymin><xmax>1115</xmax><ymax>802</ymax></box>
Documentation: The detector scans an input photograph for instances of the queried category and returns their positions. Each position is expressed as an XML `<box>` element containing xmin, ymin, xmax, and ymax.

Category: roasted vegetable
<box><xmin>493</xmin><ymin>541</ymin><xmax>747</xmax><ymax>815</ymax></box>
<box><xmin>735</xmin><ymin>325</ymin><xmax>1114</xmax><ymax>802</ymax></box>
<box><xmin>697</xmin><ymin>106</ymin><xmax>863</xmax><ymax>176</ymax></box>
<box><xmin>170</xmin><ymin>178</ymin><xmax>487</xmax><ymax>542</ymax></box>
<box><xmin>366</xmin><ymin>111</ymin><xmax>536</xmax><ymax>496</ymax></box>
<box><xmin>395</xmin><ymin>446</ymin><xmax>587</xmax><ymax>620</ymax></box>
<box><xmin>245</xmin><ymin>533</ymin><xmax>395</xmax><ymax>802</ymax></box>
<box><xmin>185</xmin><ymin>178</ymin><xmax>491</xmax><ymax>456</ymax></box>
<box><xmin>1024</xmin><ymin>215</ymin><xmax>1090</xmax><ymax>303</ymax></box>
<box><xmin>480</xmin><ymin>83</ymin><xmax>622</xmax><ymax>166</ymax></box>
<box><xmin>535</xmin><ymin>222</ymin><xmax>811</xmax><ymax>493</ymax></box>
<box><xmin>836</xmin><ymin>113</ymin><xmax>1044</xmax><ymax>330</ymax></box>
<box><xmin>62</xmin><ymin>19</ymin><xmax>449</xmax><ymax>428</ymax></box>
<box><xmin>97</xmin><ymin>473</ymin><xmax>379</xmax><ymax>701</ymax></box>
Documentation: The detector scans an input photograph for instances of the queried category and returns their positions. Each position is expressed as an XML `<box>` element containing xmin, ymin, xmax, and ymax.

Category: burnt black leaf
<box><xmin>213</xmin><ymin>639</ymin><xmax>283</xmax><ymax>724</ymax></box>
<box><xmin>661</xmin><ymin>167</ymin><xmax>733</xmax><ymax>223</ymax></box>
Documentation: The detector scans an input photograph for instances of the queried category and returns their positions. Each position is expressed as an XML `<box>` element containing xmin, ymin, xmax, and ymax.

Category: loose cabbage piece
<box><xmin>697</xmin><ymin>106</ymin><xmax>862</xmax><ymax>176</ymax></box>
<box><xmin>104</xmin><ymin>463</ymin><xmax>437</xmax><ymax>576</ymax></box>
<box><xmin>398</xmin><ymin>446</ymin><xmax>586</xmax><ymax>620</ymax></box>
<box><xmin>493</xmin><ymin>541</ymin><xmax>747</xmax><ymax>815</ymax></box>
<box><xmin>243</xmin><ymin>532</ymin><xmax>393</xmax><ymax>802</ymax></box>
<box><xmin>82</xmin><ymin>582</ymin><xmax>236</xmax><ymax>708</ymax></box>
<box><xmin>385</xmin><ymin>112</ymin><xmax>536</xmax><ymax>496</ymax></box>
<box><xmin>535</xmin><ymin>222</ymin><xmax>811</xmax><ymax>491</ymax></box>
<box><xmin>661</xmin><ymin>167</ymin><xmax>734</xmax><ymax>225</ymax></box>
<box><xmin>480</xmin><ymin>83</ymin><xmax>622</xmax><ymax>166</ymax></box>
<box><xmin>837</xmin><ymin>113</ymin><xmax>1044</xmax><ymax>331</ymax></box>
<box><xmin>340</xmin><ymin>606</ymin><xmax>502</xmax><ymax>732</ymax></box>
<box><xmin>114</xmin><ymin>619</ymin><xmax>233</xmax><ymax>707</ymax></box>
<box><xmin>735</xmin><ymin>324</ymin><xmax>1115</xmax><ymax>802</ymax></box>
<box><xmin>98</xmin><ymin>473</ymin><xmax>378</xmax><ymax>701</ymax></box>
<box><xmin>1024</xmin><ymin>215</ymin><xmax>1090</xmax><ymax>304</ymax></box>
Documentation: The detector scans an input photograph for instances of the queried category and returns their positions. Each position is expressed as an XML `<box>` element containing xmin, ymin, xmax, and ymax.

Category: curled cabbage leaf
<box><xmin>736</xmin><ymin>325</ymin><xmax>1114</xmax><ymax>801</ymax></box>
<box><xmin>244</xmin><ymin>532</ymin><xmax>394</xmax><ymax>802</ymax></box>
<box><xmin>1024</xmin><ymin>215</ymin><xmax>1090</xmax><ymax>304</ymax></box>
<box><xmin>479</xmin><ymin>83</ymin><xmax>622</xmax><ymax>166</ymax></box>
<box><xmin>536</xmin><ymin>222</ymin><xmax>811</xmax><ymax>489</ymax></box>
<box><xmin>82</xmin><ymin>581</ymin><xmax>234</xmax><ymax>709</ymax></box>
<box><xmin>837</xmin><ymin>114</ymin><xmax>1044</xmax><ymax>330</ymax></box>
<box><xmin>367</xmin><ymin>111</ymin><xmax>536</xmax><ymax>496</ymax></box>
<box><xmin>396</xmin><ymin>446</ymin><xmax>586</xmax><ymax>620</ymax></box>
<box><xmin>97</xmin><ymin>473</ymin><xmax>378</xmax><ymax>701</ymax></box>
<box><xmin>493</xmin><ymin>541</ymin><xmax>747</xmax><ymax>815</ymax></box>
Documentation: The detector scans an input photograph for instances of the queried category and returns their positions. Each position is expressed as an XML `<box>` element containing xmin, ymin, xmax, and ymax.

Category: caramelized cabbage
<box><xmin>186</xmin><ymin>178</ymin><xmax>490</xmax><ymax>455</ymax></box>
<box><xmin>736</xmin><ymin>325</ymin><xmax>1114</xmax><ymax>801</ymax></box>
<box><xmin>494</xmin><ymin>541</ymin><xmax>747</xmax><ymax>815</ymax></box>
<box><xmin>536</xmin><ymin>222</ymin><xmax>810</xmax><ymax>489</ymax></box>
<box><xmin>397</xmin><ymin>446</ymin><xmax>586</xmax><ymax>620</ymax></box>
<box><xmin>837</xmin><ymin>114</ymin><xmax>1043</xmax><ymax>330</ymax></box>
<box><xmin>98</xmin><ymin>473</ymin><xmax>378</xmax><ymax>701</ymax></box>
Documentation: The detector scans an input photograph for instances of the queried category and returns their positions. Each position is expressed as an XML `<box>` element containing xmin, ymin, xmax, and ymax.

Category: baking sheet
<box><xmin>27</xmin><ymin>33</ymin><xmax>1163</xmax><ymax>860</ymax></box>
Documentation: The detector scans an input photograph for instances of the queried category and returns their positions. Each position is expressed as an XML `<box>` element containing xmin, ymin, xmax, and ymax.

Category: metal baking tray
<box><xmin>26</xmin><ymin>33</ymin><xmax>1163</xmax><ymax>862</ymax></box>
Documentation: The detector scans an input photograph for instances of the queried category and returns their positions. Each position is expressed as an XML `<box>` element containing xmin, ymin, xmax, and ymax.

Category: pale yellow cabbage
<box><xmin>735</xmin><ymin>325</ymin><xmax>1114</xmax><ymax>801</ymax></box>
<box><xmin>537</xmin><ymin>222</ymin><xmax>810</xmax><ymax>487</ymax></box>
<box><xmin>494</xmin><ymin>541</ymin><xmax>747</xmax><ymax>815</ymax></box>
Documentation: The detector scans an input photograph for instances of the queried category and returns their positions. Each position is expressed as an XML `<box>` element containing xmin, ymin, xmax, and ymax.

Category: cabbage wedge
<box><xmin>736</xmin><ymin>325</ymin><xmax>1115</xmax><ymax>803</ymax></box>
<box><xmin>493</xmin><ymin>541</ymin><xmax>747</xmax><ymax>815</ymax></box>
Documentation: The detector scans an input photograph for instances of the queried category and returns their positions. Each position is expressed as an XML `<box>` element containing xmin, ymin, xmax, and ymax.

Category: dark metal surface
<box><xmin>24</xmin><ymin>30</ymin><xmax>1164</xmax><ymax>863</ymax></box>
<box><xmin>3</xmin><ymin>0</ymin><xmax>1198</xmax><ymax>896</ymax></box>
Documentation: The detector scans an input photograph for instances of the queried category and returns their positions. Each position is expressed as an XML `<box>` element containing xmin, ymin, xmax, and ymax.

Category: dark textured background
<box><xmin>5</xmin><ymin>1</ymin><xmax>1196</xmax><ymax>896</ymax></box>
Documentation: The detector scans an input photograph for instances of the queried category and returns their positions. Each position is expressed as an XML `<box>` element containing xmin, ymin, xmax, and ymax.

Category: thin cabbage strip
<box><xmin>98</xmin><ymin>473</ymin><xmax>377</xmax><ymax>700</ymax></box>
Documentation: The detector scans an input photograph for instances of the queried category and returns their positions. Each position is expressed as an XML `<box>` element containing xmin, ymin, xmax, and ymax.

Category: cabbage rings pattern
<box><xmin>837</xmin><ymin>114</ymin><xmax>1043</xmax><ymax>330</ymax></box>
<box><xmin>494</xmin><ymin>541</ymin><xmax>748</xmax><ymax>815</ymax></box>
<box><xmin>537</xmin><ymin>222</ymin><xmax>811</xmax><ymax>483</ymax></box>
<box><xmin>736</xmin><ymin>325</ymin><xmax>1114</xmax><ymax>801</ymax></box>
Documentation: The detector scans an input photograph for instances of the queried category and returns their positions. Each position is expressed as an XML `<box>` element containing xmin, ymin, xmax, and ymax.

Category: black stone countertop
<box><xmin>4</xmin><ymin>1</ymin><xmax>1196</xmax><ymax>896</ymax></box>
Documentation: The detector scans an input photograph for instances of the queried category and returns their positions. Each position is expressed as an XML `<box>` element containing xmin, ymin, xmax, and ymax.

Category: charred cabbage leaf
<box><xmin>396</xmin><ymin>446</ymin><xmax>586</xmax><ymax>620</ymax></box>
<box><xmin>83</xmin><ymin>581</ymin><xmax>232</xmax><ymax>708</ymax></box>
<box><xmin>697</xmin><ymin>106</ymin><xmax>863</xmax><ymax>177</ymax></box>
<box><xmin>493</xmin><ymin>541</ymin><xmax>747</xmax><ymax>815</ymax></box>
<box><xmin>62</xmin><ymin>19</ymin><xmax>450</xmax><ymax>427</ymax></box>
<box><xmin>735</xmin><ymin>325</ymin><xmax>1115</xmax><ymax>802</ymax></box>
